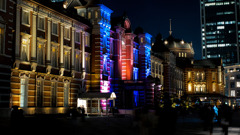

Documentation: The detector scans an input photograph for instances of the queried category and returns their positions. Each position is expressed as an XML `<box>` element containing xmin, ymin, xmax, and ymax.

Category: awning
<box><xmin>78</xmin><ymin>92</ymin><xmax>116</xmax><ymax>100</ymax></box>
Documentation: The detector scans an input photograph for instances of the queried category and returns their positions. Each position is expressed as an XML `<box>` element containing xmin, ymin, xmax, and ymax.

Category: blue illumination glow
<box><xmin>133</xmin><ymin>91</ymin><xmax>139</xmax><ymax>107</ymax></box>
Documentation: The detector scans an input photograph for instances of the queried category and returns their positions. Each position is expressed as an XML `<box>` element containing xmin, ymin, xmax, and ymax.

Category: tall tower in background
<box><xmin>200</xmin><ymin>0</ymin><xmax>240</xmax><ymax>66</ymax></box>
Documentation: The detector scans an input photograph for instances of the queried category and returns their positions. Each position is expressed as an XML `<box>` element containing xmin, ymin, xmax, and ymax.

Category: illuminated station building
<box><xmin>6</xmin><ymin>0</ymin><xmax>157</xmax><ymax>116</ymax></box>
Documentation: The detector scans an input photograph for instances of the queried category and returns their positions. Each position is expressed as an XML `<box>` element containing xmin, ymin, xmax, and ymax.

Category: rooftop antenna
<box><xmin>169</xmin><ymin>19</ymin><xmax>172</xmax><ymax>36</ymax></box>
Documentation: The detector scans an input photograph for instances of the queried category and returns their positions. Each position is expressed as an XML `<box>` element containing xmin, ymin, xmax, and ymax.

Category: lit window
<box><xmin>217</xmin><ymin>26</ymin><xmax>225</xmax><ymax>29</ymax></box>
<box><xmin>0</xmin><ymin>25</ymin><xmax>5</xmax><ymax>54</ymax></box>
<box><xmin>64</xmin><ymin>27</ymin><xmax>70</xmax><ymax>39</ymax></box>
<box><xmin>21</xmin><ymin>38</ymin><xmax>29</xmax><ymax>61</ymax></box>
<box><xmin>81</xmin><ymin>12</ymin><xmax>85</xmax><ymax>17</ymax></box>
<box><xmin>216</xmin><ymin>2</ymin><xmax>223</xmax><ymax>5</ymax></box>
<box><xmin>237</xmin><ymin>82</ymin><xmax>240</xmax><ymax>88</ymax></box>
<box><xmin>188</xmin><ymin>72</ymin><xmax>191</xmax><ymax>79</ymax></box>
<box><xmin>95</xmin><ymin>11</ymin><xmax>98</xmax><ymax>19</ymax></box>
<box><xmin>52</xmin><ymin>22</ymin><xmax>58</xmax><ymax>35</ymax></box>
<box><xmin>37</xmin><ymin>43</ymin><xmax>44</xmax><ymax>65</ymax></box>
<box><xmin>141</xmin><ymin>38</ymin><xmax>144</xmax><ymax>43</ymax></box>
<box><xmin>179</xmin><ymin>52</ymin><xmax>181</xmax><ymax>57</ymax></box>
<box><xmin>188</xmin><ymin>83</ymin><xmax>192</xmax><ymax>92</ymax></box>
<box><xmin>85</xmin><ymin>54</ymin><xmax>90</xmax><ymax>73</ymax></box>
<box><xmin>205</xmin><ymin>2</ymin><xmax>215</xmax><ymax>6</ymax></box>
<box><xmin>51</xmin><ymin>46</ymin><xmax>58</xmax><ymax>67</ymax></box>
<box><xmin>230</xmin><ymin>76</ymin><xmax>235</xmax><ymax>80</ymax></box>
<box><xmin>185</xmin><ymin>53</ymin><xmax>187</xmax><ymax>57</ymax></box>
<box><xmin>0</xmin><ymin>0</ymin><xmax>6</xmax><ymax>11</ymax></box>
<box><xmin>22</xmin><ymin>10</ymin><xmax>30</xmax><ymax>25</ymax></box>
<box><xmin>88</xmin><ymin>12</ymin><xmax>91</xmax><ymax>19</ymax></box>
<box><xmin>64</xmin><ymin>49</ymin><xmax>70</xmax><ymax>70</ymax></box>
<box><xmin>231</xmin><ymin>90</ymin><xmax>235</xmax><ymax>97</ymax></box>
<box><xmin>75</xmin><ymin>51</ymin><xmax>81</xmax><ymax>72</ymax></box>
<box><xmin>38</xmin><ymin>17</ymin><xmax>45</xmax><ymax>30</ymax></box>
<box><xmin>212</xmin><ymin>83</ymin><xmax>216</xmax><ymax>92</ymax></box>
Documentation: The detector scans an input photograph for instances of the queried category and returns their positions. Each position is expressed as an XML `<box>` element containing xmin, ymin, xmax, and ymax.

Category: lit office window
<box><xmin>231</xmin><ymin>90</ymin><xmax>235</xmax><ymax>97</ymax></box>
<box><xmin>237</xmin><ymin>82</ymin><xmax>240</xmax><ymax>88</ymax></box>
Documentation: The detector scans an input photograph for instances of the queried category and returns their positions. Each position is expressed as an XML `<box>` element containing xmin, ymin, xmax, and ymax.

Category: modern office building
<box><xmin>200</xmin><ymin>0</ymin><xmax>240</xmax><ymax>66</ymax></box>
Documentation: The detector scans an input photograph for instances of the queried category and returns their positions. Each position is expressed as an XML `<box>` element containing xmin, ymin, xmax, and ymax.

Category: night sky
<box><xmin>103</xmin><ymin>0</ymin><xmax>202</xmax><ymax>60</ymax></box>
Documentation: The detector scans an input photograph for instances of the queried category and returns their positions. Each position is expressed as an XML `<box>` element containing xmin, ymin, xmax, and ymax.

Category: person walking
<box><xmin>219</xmin><ymin>104</ymin><xmax>232</xmax><ymax>135</ymax></box>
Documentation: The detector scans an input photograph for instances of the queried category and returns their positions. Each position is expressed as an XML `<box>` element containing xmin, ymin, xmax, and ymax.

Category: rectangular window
<box><xmin>230</xmin><ymin>82</ymin><xmax>235</xmax><ymax>88</ymax></box>
<box><xmin>85</xmin><ymin>54</ymin><xmax>90</xmax><ymax>73</ymax></box>
<box><xmin>20</xmin><ymin>79</ymin><xmax>28</xmax><ymax>107</ymax></box>
<box><xmin>188</xmin><ymin>72</ymin><xmax>191</xmax><ymax>80</ymax></box>
<box><xmin>88</xmin><ymin>12</ymin><xmax>91</xmax><ymax>19</ymax></box>
<box><xmin>37</xmin><ymin>43</ymin><xmax>44</xmax><ymax>65</ymax></box>
<box><xmin>22</xmin><ymin>10</ymin><xmax>30</xmax><ymax>25</ymax></box>
<box><xmin>21</xmin><ymin>38</ymin><xmax>29</xmax><ymax>61</ymax></box>
<box><xmin>212</xmin><ymin>73</ymin><xmax>216</xmax><ymax>80</ymax></box>
<box><xmin>51</xmin><ymin>46</ymin><xmax>58</xmax><ymax>67</ymax></box>
<box><xmin>85</xmin><ymin>35</ymin><xmax>90</xmax><ymax>47</ymax></box>
<box><xmin>64</xmin><ymin>27</ymin><xmax>70</xmax><ymax>39</ymax></box>
<box><xmin>230</xmin><ymin>76</ymin><xmax>235</xmax><ymax>80</ymax></box>
<box><xmin>75</xmin><ymin>32</ymin><xmax>81</xmax><ymax>43</ymax></box>
<box><xmin>52</xmin><ymin>22</ymin><xmax>58</xmax><ymax>35</ymax></box>
<box><xmin>0</xmin><ymin>0</ymin><xmax>6</xmax><ymax>11</ymax></box>
<box><xmin>231</xmin><ymin>90</ymin><xmax>235</xmax><ymax>97</ymax></box>
<box><xmin>64</xmin><ymin>83</ymin><xmax>70</xmax><ymax>107</ymax></box>
<box><xmin>51</xmin><ymin>82</ymin><xmax>57</xmax><ymax>107</ymax></box>
<box><xmin>75</xmin><ymin>51</ymin><xmax>81</xmax><ymax>72</ymax></box>
<box><xmin>38</xmin><ymin>17</ymin><xmax>45</xmax><ymax>30</ymax></box>
<box><xmin>0</xmin><ymin>25</ymin><xmax>5</xmax><ymax>54</ymax></box>
<box><xmin>64</xmin><ymin>50</ymin><xmax>70</xmax><ymax>70</ymax></box>
<box><xmin>95</xmin><ymin>11</ymin><xmax>98</xmax><ymax>19</ymax></box>
<box><xmin>237</xmin><ymin>82</ymin><xmax>240</xmax><ymax>88</ymax></box>
<box><xmin>36</xmin><ymin>80</ymin><xmax>43</xmax><ymax>107</ymax></box>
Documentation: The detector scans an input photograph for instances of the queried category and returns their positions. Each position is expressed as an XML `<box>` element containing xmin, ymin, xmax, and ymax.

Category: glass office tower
<box><xmin>200</xmin><ymin>0</ymin><xmax>240</xmax><ymax>66</ymax></box>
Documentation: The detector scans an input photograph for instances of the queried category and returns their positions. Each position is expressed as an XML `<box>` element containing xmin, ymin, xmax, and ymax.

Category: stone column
<box><xmin>81</xmin><ymin>31</ymin><xmax>86</xmax><ymax>79</ymax></box>
<box><xmin>59</xmin><ymin>24</ymin><xmax>64</xmax><ymax>76</ymax></box>
<box><xmin>15</xmin><ymin>5</ymin><xmax>21</xmax><ymax>59</ymax></box>
<box><xmin>31</xmin><ymin>12</ymin><xmax>37</xmax><ymax>62</ymax></box>
<box><xmin>60</xmin><ymin>24</ymin><xmax>64</xmax><ymax>66</ymax></box>
<box><xmin>46</xmin><ymin>19</ymin><xmax>52</xmax><ymax>64</ymax></box>
<box><xmin>71</xmin><ymin>28</ymin><xmax>75</xmax><ymax>69</ymax></box>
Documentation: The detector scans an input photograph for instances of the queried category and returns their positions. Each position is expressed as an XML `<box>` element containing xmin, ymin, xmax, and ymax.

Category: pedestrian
<box><xmin>208</xmin><ymin>105</ymin><xmax>215</xmax><ymax>135</ymax></box>
<box><xmin>219</xmin><ymin>104</ymin><xmax>232</xmax><ymax>135</ymax></box>
<box><xmin>81</xmin><ymin>106</ymin><xmax>85</xmax><ymax>122</ymax></box>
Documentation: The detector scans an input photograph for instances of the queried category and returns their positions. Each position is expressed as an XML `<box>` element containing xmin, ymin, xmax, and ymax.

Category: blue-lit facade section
<box><xmin>133</xmin><ymin>91</ymin><xmax>139</xmax><ymax>107</ymax></box>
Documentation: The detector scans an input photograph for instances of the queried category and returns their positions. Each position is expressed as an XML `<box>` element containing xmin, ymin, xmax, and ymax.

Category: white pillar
<box><xmin>46</xmin><ymin>19</ymin><xmax>52</xmax><ymax>64</ymax></box>
<box><xmin>31</xmin><ymin>12</ymin><xmax>37</xmax><ymax>62</ymax></box>
<box><xmin>60</xmin><ymin>24</ymin><xmax>64</xmax><ymax>66</ymax></box>
<box><xmin>15</xmin><ymin>5</ymin><xmax>21</xmax><ymax>59</ymax></box>
<box><xmin>82</xmin><ymin>31</ymin><xmax>85</xmax><ymax>70</ymax></box>
<box><xmin>71</xmin><ymin>28</ymin><xmax>75</xmax><ymax>69</ymax></box>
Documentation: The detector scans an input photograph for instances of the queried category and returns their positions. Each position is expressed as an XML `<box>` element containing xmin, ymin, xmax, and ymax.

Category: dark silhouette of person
<box><xmin>208</xmin><ymin>105</ymin><xmax>215</xmax><ymax>135</ymax></box>
<box><xmin>219</xmin><ymin>104</ymin><xmax>232</xmax><ymax>135</ymax></box>
<box><xmin>81</xmin><ymin>106</ymin><xmax>85</xmax><ymax>122</ymax></box>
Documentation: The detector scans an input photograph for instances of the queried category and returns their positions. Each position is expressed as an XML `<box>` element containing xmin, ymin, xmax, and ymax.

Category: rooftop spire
<box><xmin>169</xmin><ymin>19</ymin><xmax>172</xmax><ymax>36</ymax></box>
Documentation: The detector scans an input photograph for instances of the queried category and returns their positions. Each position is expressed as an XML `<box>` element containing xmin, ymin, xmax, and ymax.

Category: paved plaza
<box><xmin>0</xmin><ymin>111</ymin><xmax>240</xmax><ymax>135</ymax></box>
